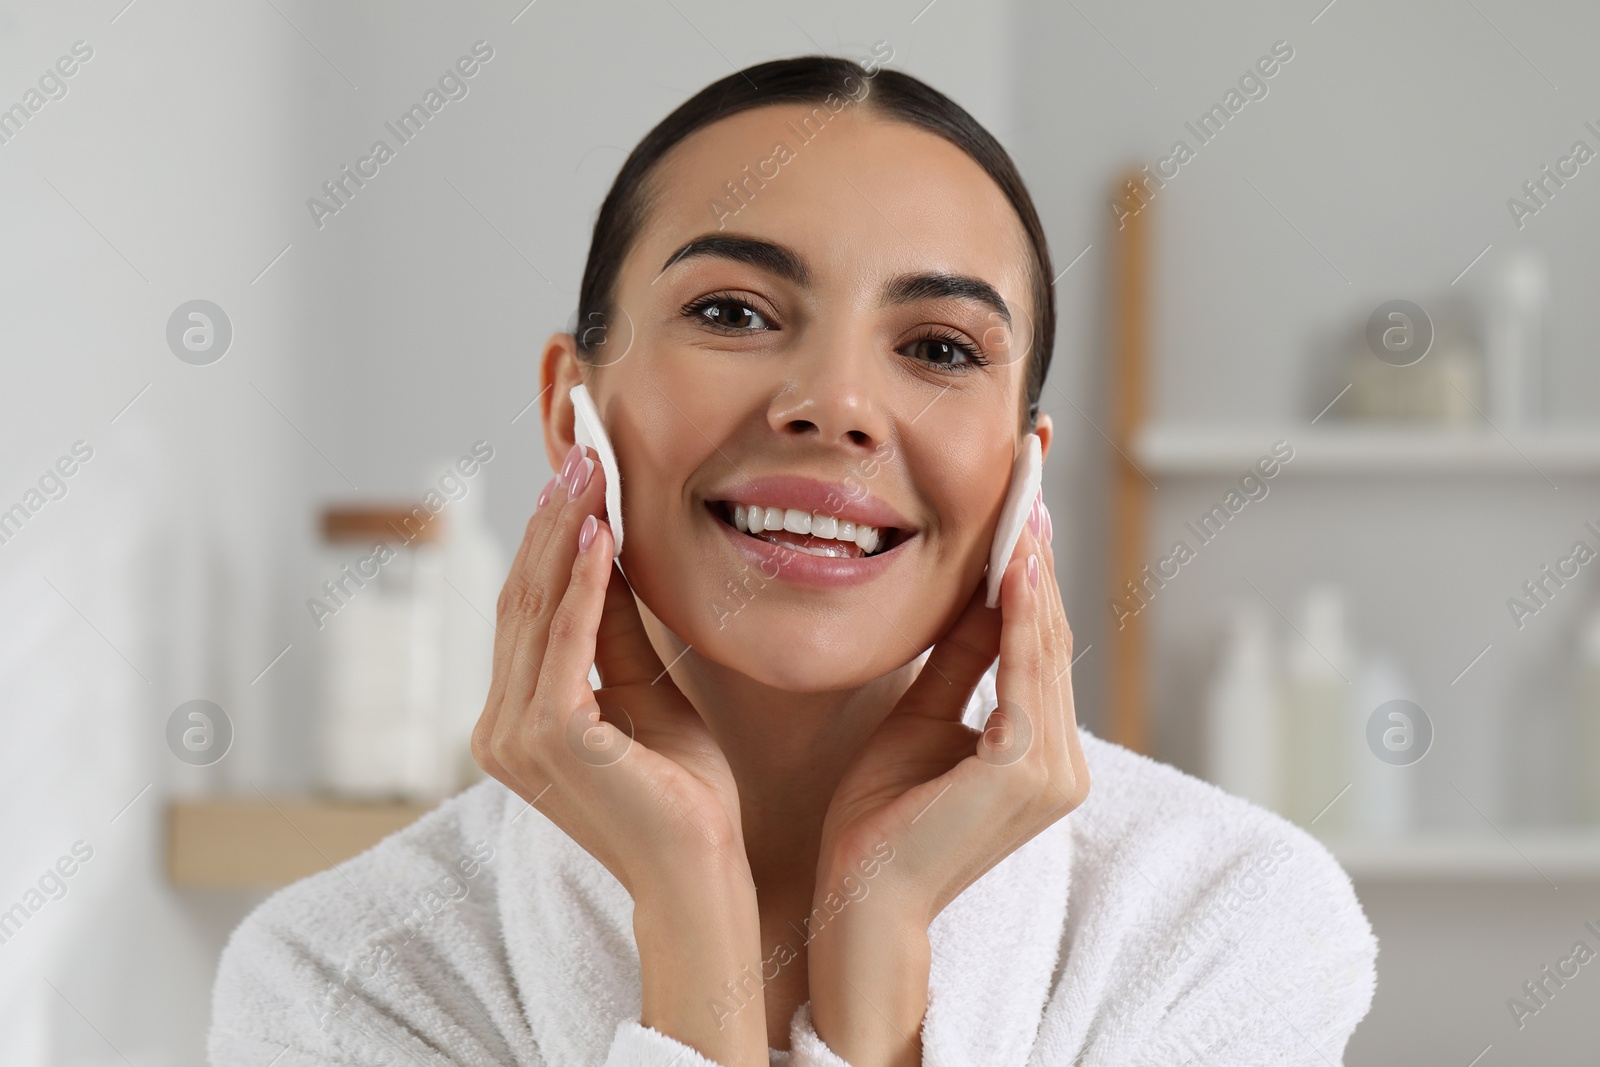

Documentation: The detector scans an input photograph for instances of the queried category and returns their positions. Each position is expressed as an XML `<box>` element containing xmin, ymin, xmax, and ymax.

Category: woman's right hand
<box><xmin>471</xmin><ymin>442</ymin><xmax>768</xmax><ymax>1065</ymax></box>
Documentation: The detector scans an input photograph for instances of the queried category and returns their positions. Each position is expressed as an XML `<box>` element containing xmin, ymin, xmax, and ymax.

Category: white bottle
<box><xmin>1577</xmin><ymin>604</ymin><xmax>1600</xmax><ymax>823</ymax></box>
<box><xmin>1204</xmin><ymin>602</ymin><xmax>1281</xmax><ymax>812</ymax></box>
<box><xmin>314</xmin><ymin>503</ymin><xmax>448</xmax><ymax>801</ymax></box>
<box><xmin>1282</xmin><ymin>586</ymin><xmax>1355</xmax><ymax>834</ymax></box>
<box><xmin>1486</xmin><ymin>247</ymin><xmax>1549</xmax><ymax>427</ymax></box>
<box><xmin>1348</xmin><ymin>655</ymin><xmax>1415</xmax><ymax>838</ymax></box>
<box><xmin>321</xmin><ymin>590</ymin><xmax>415</xmax><ymax>796</ymax></box>
<box><xmin>396</xmin><ymin>539</ymin><xmax>449</xmax><ymax>800</ymax></box>
<box><xmin>439</xmin><ymin>471</ymin><xmax>507</xmax><ymax>793</ymax></box>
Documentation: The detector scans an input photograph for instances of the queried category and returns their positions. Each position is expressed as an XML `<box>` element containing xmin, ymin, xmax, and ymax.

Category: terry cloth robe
<box><xmin>208</xmin><ymin>661</ymin><xmax>1377</xmax><ymax>1065</ymax></box>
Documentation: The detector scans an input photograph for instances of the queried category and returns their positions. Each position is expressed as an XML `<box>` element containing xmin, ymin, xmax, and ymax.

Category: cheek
<box><xmin>610</xmin><ymin>381</ymin><xmax>721</xmax><ymax>543</ymax></box>
<box><xmin>604</xmin><ymin>362</ymin><xmax>744</xmax><ymax>610</ymax></box>
<box><xmin>904</xmin><ymin>421</ymin><xmax>1014</xmax><ymax>562</ymax></box>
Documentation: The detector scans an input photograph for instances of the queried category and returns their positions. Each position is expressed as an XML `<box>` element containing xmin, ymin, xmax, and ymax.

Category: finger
<box><xmin>490</xmin><ymin>449</ymin><xmax>589</xmax><ymax>685</ymax></box>
<box><xmin>898</xmin><ymin>579</ymin><xmax>1001</xmax><ymax>721</ymax></box>
<box><xmin>535</xmin><ymin>515</ymin><xmax>614</xmax><ymax>720</ymax></box>
<box><xmin>1035</xmin><ymin>497</ymin><xmax>1089</xmax><ymax>802</ymax></box>
<box><xmin>477</xmin><ymin>473</ymin><xmax>569</xmax><ymax>773</ymax></box>
<box><xmin>593</xmin><ymin>561</ymin><xmax>668</xmax><ymax>689</ymax></box>
<box><xmin>486</xmin><ymin>474</ymin><xmax>564</xmax><ymax>708</ymax></box>
<box><xmin>1028</xmin><ymin>497</ymin><xmax>1074</xmax><ymax>701</ymax></box>
<box><xmin>1016</xmin><ymin>498</ymin><xmax>1087</xmax><ymax>808</ymax></box>
<box><xmin>993</xmin><ymin>520</ymin><xmax>1046</xmax><ymax>747</ymax></box>
<box><xmin>500</xmin><ymin>446</ymin><xmax>603</xmax><ymax>709</ymax></box>
<box><xmin>1024</xmin><ymin>496</ymin><xmax>1066</xmax><ymax>689</ymax></box>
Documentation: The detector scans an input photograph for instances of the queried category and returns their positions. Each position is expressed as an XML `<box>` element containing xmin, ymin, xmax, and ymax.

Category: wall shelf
<box><xmin>1133</xmin><ymin>423</ymin><xmax>1600</xmax><ymax>476</ymax></box>
<box><xmin>166</xmin><ymin>797</ymin><xmax>433</xmax><ymax>890</ymax></box>
<box><xmin>1327</xmin><ymin>831</ymin><xmax>1600</xmax><ymax>881</ymax></box>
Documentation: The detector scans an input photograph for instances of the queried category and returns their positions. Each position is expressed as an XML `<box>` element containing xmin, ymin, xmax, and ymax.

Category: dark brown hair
<box><xmin>575</xmin><ymin>53</ymin><xmax>1055</xmax><ymax>426</ymax></box>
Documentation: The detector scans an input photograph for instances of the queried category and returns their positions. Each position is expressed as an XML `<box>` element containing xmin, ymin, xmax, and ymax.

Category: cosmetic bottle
<box><xmin>1577</xmin><ymin>603</ymin><xmax>1600</xmax><ymax>823</ymax></box>
<box><xmin>1345</xmin><ymin>295</ymin><xmax>1484</xmax><ymax>425</ymax></box>
<box><xmin>1281</xmin><ymin>585</ymin><xmax>1355</xmax><ymax>834</ymax></box>
<box><xmin>1204</xmin><ymin>601</ymin><xmax>1281</xmax><ymax>812</ymax></box>
<box><xmin>1348</xmin><ymin>655</ymin><xmax>1414</xmax><ymax>838</ymax></box>
<box><xmin>1485</xmin><ymin>247</ymin><xmax>1549</xmax><ymax>427</ymax></box>
<box><xmin>314</xmin><ymin>503</ymin><xmax>449</xmax><ymax>801</ymax></box>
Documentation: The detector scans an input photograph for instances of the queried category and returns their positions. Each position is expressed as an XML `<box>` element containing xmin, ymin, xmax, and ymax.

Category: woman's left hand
<box><xmin>805</xmin><ymin>492</ymin><xmax>1089</xmax><ymax>1067</ymax></box>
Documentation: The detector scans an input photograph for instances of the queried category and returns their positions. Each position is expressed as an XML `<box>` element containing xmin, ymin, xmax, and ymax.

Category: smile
<box><xmin>718</xmin><ymin>502</ymin><xmax>890</xmax><ymax>557</ymax></box>
<box><xmin>703</xmin><ymin>475</ymin><xmax>916</xmax><ymax>586</ymax></box>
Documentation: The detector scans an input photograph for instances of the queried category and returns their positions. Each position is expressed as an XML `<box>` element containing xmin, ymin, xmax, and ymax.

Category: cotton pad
<box><xmin>985</xmin><ymin>432</ymin><xmax>1043</xmax><ymax>608</ymax></box>
<box><xmin>569</xmin><ymin>383</ymin><xmax>624</xmax><ymax>555</ymax></box>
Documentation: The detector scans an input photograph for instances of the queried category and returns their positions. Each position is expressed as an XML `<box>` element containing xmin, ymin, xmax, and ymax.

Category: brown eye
<box><xmin>917</xmin><ymin>338</ymin><xmax>972</xmax><ymax>364</ymax></box>
<box><xmin>903</xmin><ymin>329</ymin><xmax>986</xmax><ymax>370</ymax></box>
<box><xmin>686</xmin><ymin>295</ymin><xmax>770</xmax><ymax>332</ymax></box>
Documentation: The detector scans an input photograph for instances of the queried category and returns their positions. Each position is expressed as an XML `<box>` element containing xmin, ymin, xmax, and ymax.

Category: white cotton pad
<box><xmin>985</xmin><ymin>432</ymin><xmax>1043</xmax><ymax>608</ymax></box>
<box><xmin>569</xmin><ymin>383</ymin><xmax>624</xmax><ymax>555</ymax></box>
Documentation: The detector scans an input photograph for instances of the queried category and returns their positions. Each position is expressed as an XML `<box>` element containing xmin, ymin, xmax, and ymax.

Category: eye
<box><xmin>683</xmin><ymin>292</ymin><xmax>771</xmax><ymax>333</ymax></box>
<box><xmin>903</xmin><ymin>328</ymin><xmax>988</xmax><ymax>371</ymax></box>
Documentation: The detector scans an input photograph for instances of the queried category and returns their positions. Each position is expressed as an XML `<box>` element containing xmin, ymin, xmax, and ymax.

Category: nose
<box><xmin>766</xmin><ymin>335</ymin><xmax>891</xmax><ymax>452</ymax></box>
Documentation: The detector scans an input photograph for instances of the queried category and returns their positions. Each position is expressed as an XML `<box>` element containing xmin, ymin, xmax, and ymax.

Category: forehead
<box><xmin>630</xmin><ymin>103</ymin><xmax>1035</xmax><ymax>312</ymax></box>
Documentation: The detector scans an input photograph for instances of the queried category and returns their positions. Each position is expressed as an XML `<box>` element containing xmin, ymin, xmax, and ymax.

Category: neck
<box><xmin>636</xmin><ymin>607</ymin><xmax>920</xmax><ymax>897</ymax></box>
<box><xmin>633</xmin><ymin>605</ymin><xmax>927</xmax><ymax>1051</ymax></box>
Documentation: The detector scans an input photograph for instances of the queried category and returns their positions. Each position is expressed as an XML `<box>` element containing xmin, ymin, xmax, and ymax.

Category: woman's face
<box><xmin>552</xmin><ymin>101</ymin><xmax>1052</xmax><ymax>693</ymax></box>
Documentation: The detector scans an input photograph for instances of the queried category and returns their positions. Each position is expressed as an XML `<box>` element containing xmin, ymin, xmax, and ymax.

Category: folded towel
<box><xmin>209</xmin><ymin>663</ymin><xmax>1375</xmax><ymax>1065</ymax></box>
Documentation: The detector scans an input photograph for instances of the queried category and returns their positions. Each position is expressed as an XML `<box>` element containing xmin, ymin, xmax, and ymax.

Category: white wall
<box><xmin>0</xmin><ymin>1</ymin><xmax>304</xmax><ymax>1061</ymax></box>
<box><xmin>0</xmin><ymin>1</ymin><xmax>1020</xmax><ymax>1063</ymax></box>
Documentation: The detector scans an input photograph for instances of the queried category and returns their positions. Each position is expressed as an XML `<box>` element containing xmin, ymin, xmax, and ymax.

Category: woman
<box><xmin>210</xmin><ymin>54</ymin><xmax>1375</xmax><ymax>1066</ymax></box>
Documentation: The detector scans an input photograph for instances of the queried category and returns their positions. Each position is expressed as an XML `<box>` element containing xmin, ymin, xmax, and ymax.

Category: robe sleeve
<box><xmin>602</xmin><ymin>1020</ymin><xmax>729</xmax><ymax>1067</ymax></box>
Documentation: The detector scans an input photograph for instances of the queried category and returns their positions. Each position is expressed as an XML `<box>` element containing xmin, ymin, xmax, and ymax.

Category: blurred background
<box><xmin>2</xmin><ymin>0</ymin><xmax>1597</xmax><ymax>1062</ymax></box>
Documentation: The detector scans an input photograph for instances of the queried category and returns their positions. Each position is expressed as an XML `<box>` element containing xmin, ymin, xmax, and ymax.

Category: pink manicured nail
<box><xmin>566</xmin><ymin>456</ymin><xmax>594</xmax><ymax>499</ymax></box>
<box><xmin>578</xmin><ymin>514</ymin><xmax>598</xmax><ymax>552</ymax></box>
<box><xmin>1042</xmin><ymin>504</ymin><xmax>1053</xmax><ymax>545</ymax></box>
<box><xmin>537</xmin><ymin>475</ymin><xmax>556</xmax><ymax>509</ymax></box>
<box><xmin>1028</xmin><ymin>496</ymin><xmax>1043</xmax><ymax>538</ymax></box>
<box><xmin>1027</xmin><ymin>554</ymin><xmax>1039</xmax><ymax>589</ymax></box>
<box><xmin>558</xmin><ymin>443</ymin><xmax>583</xmax><ymax>486</ymax></box>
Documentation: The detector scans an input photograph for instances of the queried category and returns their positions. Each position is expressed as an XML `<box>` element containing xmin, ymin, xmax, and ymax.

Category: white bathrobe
<box><xmin>208</xmin><ymin>663</ymin><xmax>1377</xmax><ymax>1065</ymax></box>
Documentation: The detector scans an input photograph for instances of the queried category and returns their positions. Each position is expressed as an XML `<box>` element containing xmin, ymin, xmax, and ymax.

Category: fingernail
<box><xmin>567</xmin><ymin>456</ymin><xmax>594</xmax><ymax>499</ymax></box>
<box><xmin>1042</xmin><ymin>504</ymin><xmax>1053</xmax><ymax>545</ymax></box>
<box><xmin>1027</xmin><ymin>554</ymin><xmax>1039</xmax><ymax>589</ymax></box>
<box><xmin>1027</xmin><ymin>496</ymin><xmax>1042</xmax><ymax>538</ymax></box>
<box><xmin>537</xmin><ymin>475</ymin><xmax>556</xmax><ymax>510</ymax></box>
<box><xmin>558</xmin><ymin>443</ymin><xmax>583</xmax><ymax>486</ymax></box>
<box><xmin>578</xmin><ymin>514</ymin><xmax>598</xmax><ymax>552</ymax></box>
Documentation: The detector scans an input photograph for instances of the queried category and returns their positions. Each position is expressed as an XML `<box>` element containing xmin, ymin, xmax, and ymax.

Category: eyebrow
<box><xmin>658</xmin><ymin>233</ymin><xmax>1011</xmax><ymax>326</ymax></box>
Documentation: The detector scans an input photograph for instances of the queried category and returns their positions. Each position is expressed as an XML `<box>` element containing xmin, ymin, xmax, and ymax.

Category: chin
<box><xmin>621</xmin><ymin>521</ymin><xmax>965</xmax><ymax>692</ymax></box>
<box><xmin>638</xmin><ymin>566</ymin><xmax>918</xmax><ymax>691</ymax></box>
<box><xmin>703</xmin><ymin>620</ymin><xmax>916</xmax><ymax>692</ymax></box>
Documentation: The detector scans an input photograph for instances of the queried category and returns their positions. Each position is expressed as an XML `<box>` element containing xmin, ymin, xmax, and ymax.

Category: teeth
<box><xmin>723</xmin><ymin>502</ymin><xmax>889</xmax><ymax>554</ymax></box>
<box><xmin>789</xmin><ymin>541</ymin><xmax>856</xmax><ymax>559</ymax></box>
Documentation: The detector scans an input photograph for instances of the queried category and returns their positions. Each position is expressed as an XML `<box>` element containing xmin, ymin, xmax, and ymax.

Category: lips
<box><xmin>704</xmin><ymin>474</ymin><xmax>916</xmax><ymax>586</ymax></box>
<box><xmin>710</xmin><ymin>474</ymin><xmax>911</xmax><ymax>529</ymax></box>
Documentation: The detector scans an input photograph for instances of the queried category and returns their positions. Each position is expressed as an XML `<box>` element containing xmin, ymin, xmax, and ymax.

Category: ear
<box><xmin>539</xmin><ymin>331</ymin><xmax>585</xmax><ymax>472</ymax></box>
<box><xmin>1033</xmin><ymin>412</ymin><xmax>1053</xmax><ymax>465</ymax></box>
